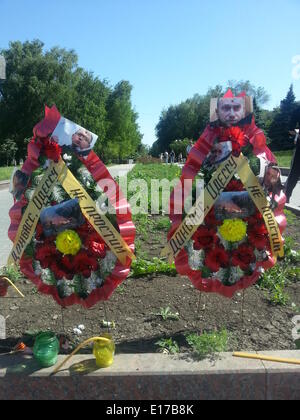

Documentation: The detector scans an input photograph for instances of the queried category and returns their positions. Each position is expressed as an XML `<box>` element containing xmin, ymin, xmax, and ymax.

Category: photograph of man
<box><xmin>71</xmin><ymin>128</ymin><xmax>93</xmax><ymax>157</ymax></box>
<box><xmin>216</xmin><ymin>96</ymin><xmax>246</xmax><ymax>126</ymax></box>
<box><xmin>10</xmin><ymin>169</ymin><xmax>29</xmax><ymax>201</ymax></box>
<box><xmin>40</xmin><ymin>198</ymin><xmax>85</xmax><ymax>237</ymax></box>
<box><xmin>51</xmin><ymin>117</ymin><xmax>97</xmax><ymax>158</ymax></box>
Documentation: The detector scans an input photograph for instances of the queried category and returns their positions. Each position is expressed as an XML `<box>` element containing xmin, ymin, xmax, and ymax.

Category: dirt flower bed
<box><xmin>0</xmin><ymin>213</ymin><xmax>299</xmax><ymax>357</ymax></box>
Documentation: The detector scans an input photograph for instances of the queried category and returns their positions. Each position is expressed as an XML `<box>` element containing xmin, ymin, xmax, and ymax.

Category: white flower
<box><xmin>63</xmin><ymin>153</ymin><xmax>72</xmax><ymax>161</ymax></box>
<box><xmin>73</xmin><ymin>328</ymin><xmax>83</xmax><ymax>336</ymax></box>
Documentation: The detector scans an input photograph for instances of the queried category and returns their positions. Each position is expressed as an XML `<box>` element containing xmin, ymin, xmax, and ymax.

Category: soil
<box><xmin>1</xmin><ymin>214</ymin><xmax>300</xmax><ymax>356</ymax></box>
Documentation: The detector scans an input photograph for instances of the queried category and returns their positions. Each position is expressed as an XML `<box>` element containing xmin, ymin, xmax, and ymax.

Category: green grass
<box><xmin>273</xmin><ymin>150</ymin><xmax>293</xmax><ymax>167</ymax></box>
<box><xmin>0</xmin><ymin>166</ymin><xmax>16</xmax><ymax>181</ymax></box>
<box><xmin>155</xmin><ymin>338</ymin><xmax>179</xmax><ymax>354</ymax></box>
<box><xmin>186</xmin><ymin>329</ymin><xmax>229</xmax><ymax>360</ymax></box>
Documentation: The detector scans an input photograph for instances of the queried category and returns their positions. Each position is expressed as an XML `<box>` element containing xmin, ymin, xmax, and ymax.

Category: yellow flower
<box><xmin>219</xmin><ymin>219</ymin><xmax>247</xmax><ymax>243</ymax></box>
<box><xmin>56</xmin><ymin>230</ymin><xmax>82</xmax><ymax>256</ymax></box>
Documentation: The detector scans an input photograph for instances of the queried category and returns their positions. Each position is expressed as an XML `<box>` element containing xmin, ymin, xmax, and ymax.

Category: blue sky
<box><xmin>1</xmin><ymin>0</ymin><xmax>300</xmax><ymax>146</ymax></box>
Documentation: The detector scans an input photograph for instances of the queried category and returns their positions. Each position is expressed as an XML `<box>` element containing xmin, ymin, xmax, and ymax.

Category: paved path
<box><xmin>0</xmin><ymin>164</ymin><xmax>135</xmax><ymax>268</ymax></box>
<box><xmin>282</xmin><ymin>176</ymin><xmax>300</xmax><ymax>209</ymax></box>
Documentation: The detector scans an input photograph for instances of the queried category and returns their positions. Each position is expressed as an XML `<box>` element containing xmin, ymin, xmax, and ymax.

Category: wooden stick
<box><xmin>233</xmin><ymin>352</ymin><xmax>300</xmax><ymax>366</ymax></box>
<box><xmin>1</xmin><ymin>277</ymin><xmax>25</xmax><ymax>298</ymax></box>
<box><xmin>52</xmin><ymin>336</ymin><xmax>111</xmax><ymax>375</ymax></box>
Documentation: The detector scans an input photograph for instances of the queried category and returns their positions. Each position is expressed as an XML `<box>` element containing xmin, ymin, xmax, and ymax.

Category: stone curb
<box><xmin>0</xmin><ymin>351</ymin><xmax>299</xmax><ymax>400</ymax></box>
<box><xmin>285</xmin><ymin>204</ymin><xmax>300</xmax><ymax>216</ymax></box>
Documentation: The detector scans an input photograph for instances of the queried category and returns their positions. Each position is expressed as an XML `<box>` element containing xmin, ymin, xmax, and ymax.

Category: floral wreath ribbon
<box><xmin>161</xmin><ymin>152</ymin><xmax>284</xmax><ymax>264</ymax></box>
<box><xmin>7</xmin><ymin>159</ymin><xmax>135</xmax><ymax>268</ymax></box>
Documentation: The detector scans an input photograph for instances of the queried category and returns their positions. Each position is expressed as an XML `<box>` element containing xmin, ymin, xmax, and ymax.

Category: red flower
<box><xmin>73</xmin><ymin>252</ymin><xmax>99</xmax><ymax>278</ymax></box>
<box><xmin>225</xmin><ymin>179</ymin><xmax>244</xmax><ymax>192</ymax></box>
<box><xmin>205</xmin><ymin>246</ymin><xmax>229</xmax><ymax>272</ymax></box>
<box><xmin>192</xmin><ymin>226</ymin><xmax>218</xmax><ymax>250</ymax></box>
<box><xmin>50</xmin><ymin>261</ymin><xmax>68</xmax><ymax>280</ymax></box>
<box><xmin>89</xmin><ymin>241</ymin><xmax>107</xmax><ymax>258</ymax></box>
<box><xmin>232</xmin><ymin>244</ymin><xmax>256</xmax><ymax>271</ymax></box>
<box><xmin>248</xmin><ymin>231</ymin><xmax>268</xmax><ymax>250</ymax></box>
<box><xmin>35</xmin><ymin>223</ymin><xmax>44</xmax><ymax>240</ymax></box>
<box><xmin>204</xmin><ymin>209</ymin><xmax>222</xmax><ymax>227</ymax></box>
<box><xmin>43</xmin><ymin>139</ymin><xmax>61</xmax><ymax>162</ymax></box>
<box><xmin>35</xmin><ymin>244</ymin><xmax>58</xmax><ymax>268</ymax></box>
<box><xmin>219</xmin><ymin>126</ymin><xmax>247</xmax><ymax>157</ymax></box>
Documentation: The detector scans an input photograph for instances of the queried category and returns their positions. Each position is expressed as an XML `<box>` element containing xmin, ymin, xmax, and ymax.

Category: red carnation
<box><xmin>43</xmin><ymin>139</ymin><xmax>62</xmax><ymax>162</ymax></box>
<box><xmin>35</xmin><ymin>244</ymin><xmax>58</xmax><ymax>268</ymax></box>
<box><xmin>205</xmin><ymin>246</ymin><xmax>229</xmax><ymax>273</ymax></box>
<box><xmin>192</xmin><ymin>226</ymin><xmax>218</xmax><ymax>250</ymax></box>
<box><xmin>232</xmin><ymin>244</ymin><xmax>256</xmax><ymax>271</ymax></box>
<box><xmin>50</xmin><ymin>261</ymin><xmax>68</xmax><ymax>280</ymax></box>
<box><xmin>73</xmin><ymin>252</ymin><xmax>99</xmax><ymax>278</ymax></box>
<box><xmin>204</xmin><ymin>209</ymin><xmax>222</xmax><ymax>227</ymax></box>
<box><xmin>248</xmin><ymin>231</ymin><xmax>268</xmax><ymax>250</ymax></box>
<box><xmin>89</xmin><ymin>241</ymin><xmax>107</xmax><ymax>259</ymax></box>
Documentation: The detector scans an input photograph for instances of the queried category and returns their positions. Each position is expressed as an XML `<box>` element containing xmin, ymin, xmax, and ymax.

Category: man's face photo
<box><xmin>50</xmin><ymin>117</ymin><xmax>97</xmax><ymax>155</ymax></box>
<box><xmin>72</xmin><ymin>129</ymin><xmax>92</xmax><ymax>150</ymax></box>
<box><xmin>217</xmin><ymin>97</ymin><xmax>245</xmax><ymax>126</ymax></box>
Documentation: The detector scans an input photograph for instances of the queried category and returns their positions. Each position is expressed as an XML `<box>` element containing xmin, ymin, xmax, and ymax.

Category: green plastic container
<box><xmin>33</xmin><ymin>332</ymin><xmax>60</xmax><ymax>368</ymax></box>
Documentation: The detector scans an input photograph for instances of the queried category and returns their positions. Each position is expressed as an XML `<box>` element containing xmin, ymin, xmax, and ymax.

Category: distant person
<box><xmin>160</xmin><ymin>153</ymin><xmax>164</xmax><ymax>162</ymax></box>
<box><xmin>164</xmin><ymin>151</ymin><xmax>169</xmax><ymax>164</ymax></box>
<box><xmin>170</xmin><ymin>150</ymin><xmax>175</xmax><ymax>164</ymax></box>
<box><xmin>285</xmin><ymin>128</ymin><xmax>300</xmax><ymax>203</ymax></box>
<box><xmin>186</xmin><ymin>141</ymin><xmax>194</xmax><ymax>156</ymax></box>
<box><xmin>178</xmin><ymin>152</ymin><xmax>183</xmax><ymax>163</ymax></box>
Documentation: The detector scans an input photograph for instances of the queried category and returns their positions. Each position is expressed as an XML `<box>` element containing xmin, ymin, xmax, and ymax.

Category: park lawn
<box><xmin>0</xmin><ymin>166</ymin><xmax>16</xmax><ymax>181</ymax></box>
<box><xmin>273</xmin><ymin>150</ymin><xmax>293</xmax><ymax>167</ymax></box>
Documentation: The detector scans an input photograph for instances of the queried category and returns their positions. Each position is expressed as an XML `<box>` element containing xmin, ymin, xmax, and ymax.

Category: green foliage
<box><xmin>169</xmin><ymin>138</ymin><xmax>192</xmax><ymax>158</ymax></box>
<box><xmin>155</xmin><ymin>307</ymin><xmax>180</xmax><ymax>321</ymax></box>
<box><xmin>0</xmin><ymin>165</ymin><xmax>18</xmax><ymax>181</ymax></box>
<box><xmin>155</xmin><ymin>217</ymin><xmax>171</xmax><ymax>231</ymax></box>
<box><xmin>274</xmin><ymin>151</ymin><xmax>294</xmax><ymax>167</ymax></box>
<box><xmin>0</xmin><ymin>265</ymin><xmax>22</xmax><ymax>283</ymax></box>
<box><xmin>0</xmin><ymin>139</ymin><xmax>17</xmax><ymax>166</ymax></box>
<box><xmin>130</xmin><ymin>258</ymin><xmax>177</xmax><ymax>278</ymax></box>
<box><xmin>258</xmin><ymin>237</ymin><xmax>300</xmax><ymax>306</ymax></box>
<box><xmin>153</xmin><ymin>80</ymin><xmax>270</xmax><ymax>154</ymax></box>
<box><xmin>156</xmin><ymin>338</ymin><xmax>179</xmax><ymax>354</ymax></box>
<box><xmin>0</xmin><ymin>40</ymin><xmax>142</xmax><ymax>164</ymax></box>
<box><xmin>269</xmin><ymin>85</ymin><xmax>298</xmax><ymax>151</ymax></box>
<box><xmin>98</xmin><ymin>81</ymin><xmax>142</xmax><ymax>162</ymax></box>
<box><xmin>186</xmin><ymin>329</ymin><xmax>229</xmax><ymax>360</ymax></box>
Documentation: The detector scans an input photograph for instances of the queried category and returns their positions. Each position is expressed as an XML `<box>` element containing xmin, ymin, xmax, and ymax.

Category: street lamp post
<box><xmin>0</xmin><ymin>55</ymin><xmax>6</xmax><ymax>97</ymax></box>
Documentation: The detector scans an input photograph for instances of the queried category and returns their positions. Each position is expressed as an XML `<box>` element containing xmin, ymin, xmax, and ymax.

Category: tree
<box><xmin>154</xmin><ymin>81</ymin><xmax>269</xmax><ymax>154</ymax></box>
<box><xmin>99</xmin><ymin>81</ymin><xmax>142</xmax><ymax>162</ymax></box>
<box><xmin>0</xmin><ymin>139</ymin><xmax>17</xmax><ymax>166</ymax></box>
<box><xmin>169</xmin><ymin>139</ymin><xmax>192</xmax><ymax>158</ymax></box>
<box><xmin>268</xmin><ymin>85</ymin><xmax>297</xmax><ymax>150</ymax></box>
<box><xmin>0</xmin><ymin>40</ymin><xmax>142</xmax><ymax>164</ymax></box>
<box><xmin>226</xmin><ymin>80</ymin><xmax>270</xmax><ymax>106</ymax></box>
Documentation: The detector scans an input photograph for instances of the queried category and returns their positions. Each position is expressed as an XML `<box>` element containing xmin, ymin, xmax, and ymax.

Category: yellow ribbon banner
<box><xmin>161</xmin><ymin>154</ymin><xmax>238</xmax><ymax>263</ymax></box>
<box><xmin>161</xmin><ymin>153</ymin><xmax>284</xmax><ymax>263</ymax></box>
<box><xmin>58</xmin><ymin>161</ymin><xmax>135</xmax><ymax>265</ymax></box>
<box><xmin>8</xmin><ymin>158</ymin><xmax>135</xmax><ymax>267</ymax></box>
<box><xmin>235</xmin><ymin>154</ymin><xmax>284</xmax><ymax>258</ymax></box>
<box><xmin>7</xmin><ymin>159</ymin><xmax>65</xmax><ymax>266</ymax></box>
